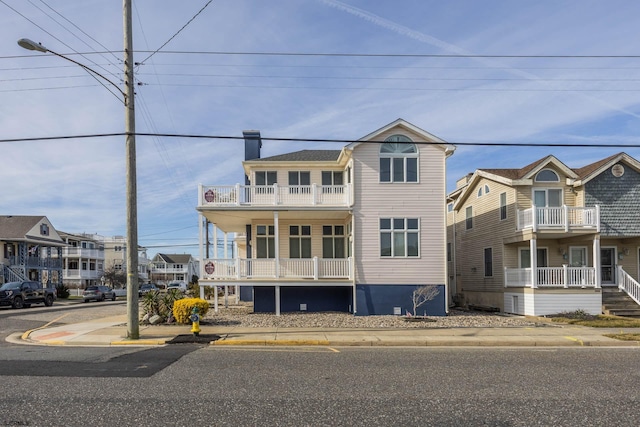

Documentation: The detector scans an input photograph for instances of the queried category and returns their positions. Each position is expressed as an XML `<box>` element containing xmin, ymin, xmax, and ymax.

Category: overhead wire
<box><xmin>1</xmin><ymin>132</ymin><xmax>639</xmax><ymax>148</ymax></box>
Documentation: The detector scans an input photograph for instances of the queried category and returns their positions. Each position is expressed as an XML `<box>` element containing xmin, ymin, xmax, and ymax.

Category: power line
<box><xmin>1</xmin><ymin>132</ymin><xmax>640</xmax><ymax>148</ymax></box>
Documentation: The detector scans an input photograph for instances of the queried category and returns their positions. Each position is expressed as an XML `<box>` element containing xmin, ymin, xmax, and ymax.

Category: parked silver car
<box><xmin>83</xmin><ymin>285</ymin><xmax>116</xmax><ymax>302</ymax></box>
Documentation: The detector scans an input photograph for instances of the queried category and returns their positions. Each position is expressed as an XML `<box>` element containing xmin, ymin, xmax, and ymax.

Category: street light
<box><xmin>18</xmin><ymin>1</ymin><xmax>140</xmax><ymax>339</ymax></box>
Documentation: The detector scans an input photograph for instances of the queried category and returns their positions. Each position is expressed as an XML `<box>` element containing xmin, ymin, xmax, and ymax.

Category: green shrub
<box><xmin>172</xmin><ymin>298</ymin><xmax>209</xmax><ymax>324</ymax></box>
<box><xmin>141</xmin><ymin>289</ymin><xmax>185</xmax><ymax>322</ymax></box>
<box><xmin>56</xmin><ymin>283</ymin><xmax>70</xmax><ymax>299</ymax></box>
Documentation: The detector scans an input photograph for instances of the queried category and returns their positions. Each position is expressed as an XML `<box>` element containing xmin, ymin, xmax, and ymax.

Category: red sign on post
<box><xmin>204</xmin><ymin>189</ymin><xmax>215</xmax><ymax>203</ymax></box>
<box><xmin>205</xmin><ymin>262</ymin><xmax>215</xmax><ymax>274</ymax></box>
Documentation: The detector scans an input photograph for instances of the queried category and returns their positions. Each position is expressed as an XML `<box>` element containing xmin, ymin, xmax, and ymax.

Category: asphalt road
<box><xmin>3</xmin><ymin>301</ymin><xmax>640</xmax><ymax>426</ymax></box>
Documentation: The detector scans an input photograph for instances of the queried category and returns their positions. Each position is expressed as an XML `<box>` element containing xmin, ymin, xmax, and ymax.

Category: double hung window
<box><xmin>288</xmin><ymin>171</ymin><xmax>310</xmax><ymax>194</ymax></box>
<box><xmin>322</xmin><ymin>225</ymin><xmax>345</xmax><ymax>258</ymax></box>
<box><xmin>289</xmin><ymin>225</ymin><xmax>311</xmax><ymax>258</ymax></box>
<box><xmin>380</xmin><ymin>218</ymin><xmax>419</xmax><ymax>257</ymax></box>
<box><xmin>256</xmin><ymin>225</ymin><xmax>275</xmax><ymax>258</ymax></box>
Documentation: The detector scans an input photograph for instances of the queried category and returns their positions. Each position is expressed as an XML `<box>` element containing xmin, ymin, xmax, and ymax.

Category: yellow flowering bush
<box><xmin>172</xmin><ymin>298</ymin><xmax>209</xmax><ymax>324</ymax></box>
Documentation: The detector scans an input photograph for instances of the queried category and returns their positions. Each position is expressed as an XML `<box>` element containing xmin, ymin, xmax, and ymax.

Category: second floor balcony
<box><xmin>517</xmin><ymin>205</ymin><xmax>600</xmax><ymax>232</ymax></box>
<box><xmin>198</xmin><ymin>184</ymin><xmax>352</xmax><ymax>208</ymax></box>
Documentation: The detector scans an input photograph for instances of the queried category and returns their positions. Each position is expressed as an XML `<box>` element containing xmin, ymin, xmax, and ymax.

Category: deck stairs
<box><xmin>602</xmin><ymin>287</ymin><xmax>640</xmax><ymax>317</ymax></box>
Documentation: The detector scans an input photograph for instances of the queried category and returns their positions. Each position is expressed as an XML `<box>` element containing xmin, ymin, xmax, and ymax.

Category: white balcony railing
<box><xmin>63</xmin><ymin>269</ymin><xmax>102</xmax><ymax>280</ymax></box>
<box><xmin>62</xmin><ymin>247</ymin><xmax>104</xmax><ymax>259</ymax></box>
<box><xmin>517</xmin><ymin>205</ymin><xmax>599</xmax><ymax>232</ymax></box>
<box><xmin>201</xmin><ymin>257</ymin><xmax>353</xmax><ymax>281</ymax></box>
<box><xmin>199</xmin><ymin>184</ymin><xmax>352</xmax><ymax>208</ymax></box>
<box><xmin>505</xmin><ymin>266</ymin><xmax>597</xmax><ymax>288</ymax></box>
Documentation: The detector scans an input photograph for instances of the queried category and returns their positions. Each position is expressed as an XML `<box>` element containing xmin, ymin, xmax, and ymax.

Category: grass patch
<box><xmin>603</xmin><ymin>333</ymin><xmax>640</xmax><ymax>342</ymax></box>
<box><xmin>551</xmin><ymin>314</ymin><xmax>640</xmax><ymax>328</ymax></box>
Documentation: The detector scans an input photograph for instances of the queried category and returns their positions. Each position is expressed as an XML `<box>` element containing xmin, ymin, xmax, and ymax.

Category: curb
<box><xmin>213</xmin><ymin>339</ymin><xmax>331</xmax><ymax>346</ymax></box>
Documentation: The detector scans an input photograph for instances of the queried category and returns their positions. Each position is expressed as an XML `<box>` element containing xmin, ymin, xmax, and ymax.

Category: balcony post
<box><xmin>273</xmin><ymin>183</ymin><xmax>279</xmax><ymax>205</ymax></box>
<box><xmin>564</xmin><ymin>205</ymin><xmax>569</xmax><ymax>232</ymax></box>
<box><xmin>532</xmin><ymin>206</ymin><xmax>538</xmax><ymax>232</ymax></box>
<box><xmin>275</xmin><ymin>285</ymin><xmax>281</xmax><ymax>316</ymax></box>
<box><xmin>313</xmin><ymin>256</ymin><xmax>319</xmax><ymax>280</ymax></box>
<box><xmin>530</xmin><ymin>238</ymin><xmax>538</xmax><ymax>288</ymax></box>
<box><xmin>595</xmin><ymin>205</ymin><xmax>601</xmax><ymax>232</ymax></box>
<box><xmin>563</xmin><ymin>264</ymin><xmax>569</xmax><ymax>288</ymax></box>
<box><xmin>235</xmin><ymin>183</ymin><xmax>241</xmax><ymax>206</ymax></box>
<box><xmin>312</xmin><ymin>184</ymin><xmax>317</xmax><ymax>205</ymax></box>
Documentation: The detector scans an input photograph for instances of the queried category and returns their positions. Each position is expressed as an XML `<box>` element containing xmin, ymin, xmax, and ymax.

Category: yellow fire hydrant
<box><xmin>190</xmin><ymin>306</ymin><xmax>201</xmax><ymax>336</ymax></box>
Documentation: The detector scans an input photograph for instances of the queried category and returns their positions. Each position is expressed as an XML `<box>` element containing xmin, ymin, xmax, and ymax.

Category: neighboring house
<box><xmin>59</xmin><ymin>232</ymin><xmax>105</xmax><ymax>289</ymax></box>
<box><xmin>196</xmin><ymin>119</ymin><xmax>455</xmax><ymax>315</ymax></box>
<box><xmin>149</xmin><ymin>253</ymin><xmax>198</xmax><ymax>286</ymax></box>
<box><xmin>0</xmin><ymin>215</ymin><xmax>65</xmax><ymax>287</ymax></box>
<box><xmin>447</xmin><ymin>153</ymin><xmax>640</xmax><ymax>316</ymax></box>
<box><xmin>100</xmin><ymin>235</ymin><xmax>150</xmax><ymax>284</ymax></box>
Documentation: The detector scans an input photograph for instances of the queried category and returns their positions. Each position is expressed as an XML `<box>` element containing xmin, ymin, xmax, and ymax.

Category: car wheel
<box><xmin>44</xmin><ymin>294</ymin><xmax>54</xmax><ymax>307</ymax></box>
<box><xmin>83</xmin><ymin>298</ymin><xmax>89</xmax><ymax>303</ymax></box>
<box><xmin>12</xmin><ymin>297</ymin><xmax>24</xmax><ymax>309</ymax></box>
<box><xmin>111</xmin><ymin>294</ymin><xmax>116</xmax><ymax>301</ymax></box>
<box><xmin>100</xmin><ymin>294</ymin><xmax>105</xmax><ymax>302</ymax></box>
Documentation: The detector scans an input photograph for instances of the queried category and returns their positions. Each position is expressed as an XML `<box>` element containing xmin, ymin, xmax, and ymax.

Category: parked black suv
<box><xmin>0</xmin><ymin>280</ymin><xmax>56</xmax><ymax>309</ymax></box>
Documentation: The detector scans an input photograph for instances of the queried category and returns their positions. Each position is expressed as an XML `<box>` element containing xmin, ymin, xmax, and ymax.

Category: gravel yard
<box><xmin>201</xmin><ymin>302</ymin><xmax>540</xmax><ymax>328</ymax></box>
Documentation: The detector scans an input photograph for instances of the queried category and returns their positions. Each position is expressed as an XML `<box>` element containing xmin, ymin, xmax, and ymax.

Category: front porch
<box><xmin>504</xmin><ymin>266</ymin><xmax>598</xmax><ymax>288</ymax></box>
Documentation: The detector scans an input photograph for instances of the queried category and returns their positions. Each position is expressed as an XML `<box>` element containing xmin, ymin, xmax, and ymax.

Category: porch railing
<box><xmin>199</xmin><ymin>184</ymin><xmax>352</xmax><ymax>207</ymax></box>
<box><xmin>201</xmin><ymin>257</ymin><xmax>353</xmax><ymax>280</ymax></box>
<box><xmin>505</xmin><ymin>266</ymin><xmax>597</xmax><ymax>288</ymax></box>
<box><xmin>618</xmin><ymin>266</ymin><xmax>640</xmax><ymax>305</ymax></box>
<box><xmin>517</xmin><ymin>205</ymin><xmax>599</xmax><ymax>232</ymax></box>
<box><xmin>8</xmin><ymin>256</ymin><xmax>62</xmax><ymax>269</ymax></box>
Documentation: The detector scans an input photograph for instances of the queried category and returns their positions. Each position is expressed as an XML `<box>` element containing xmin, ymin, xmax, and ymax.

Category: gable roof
<box><xmin>0</xmin><ymin>215</ymin><xmax>65</xmax><ymax>246</ymax></box>
<box><xmin>153</xmin><ymin>253</ymin><xmax>193</xmax><ymax>264</ymax></box>
<box><xmin>450</xmin><ymin>152</ymin><xmax>640</xmax><ymax>209</ymax></box>
<box><xmin>256</xmin><ymin>150</ymin><xmax>342</xmax><ymax>162</ymax></box>
<box><xmin>347</xmin><ymin>118</ymin><xmax>456</xmax><ymax>156</ymax></box>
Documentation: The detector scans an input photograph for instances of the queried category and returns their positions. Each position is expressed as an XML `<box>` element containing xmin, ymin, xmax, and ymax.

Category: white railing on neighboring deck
<box><xmin>618</xmin><ymin>266</ymin><xmax>640</xmax><ymax>305</ymax></box>
<box><xmin>505</xmin><ymin>266</ymin><xmax>597</xmax><ymax>288</ymax></box>
<box><xmin>199</xmin><ymin>184</ymin><xmax>352</xmax><ymax>207</ymax></box>
<box><xmin>516</xmin><ymin>205</ymin><xmax>600</xmax><ymax>232</ymax></box>
<box><xmin>201</xmin><ymin>257</ymin><xmax>353</xmax><ymax>280</ymax></box>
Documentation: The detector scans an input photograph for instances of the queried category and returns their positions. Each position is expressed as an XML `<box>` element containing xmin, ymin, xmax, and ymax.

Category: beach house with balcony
<box><xmin>59</xmin><ymin>232</ymin><xmax>105</xmax><ymax>289</ymax></box>
<box><xmin>149</xmin><ymin>253</ymin><xmax>198</xmax><ymax>287</ymax></box>
<box><xmin>196</xmin><ymin>119</ymin><xmax>455</xmax><ymax>315</ymax></box>
<box><xmin>0</xmin><ymin>215</ymin><xmax>64</xmax><ymax>287</ymax></box>
<box><xmin>447</xmin><ymin>153</ymin><xmax>640</xmax><ymax>316</ymax></box>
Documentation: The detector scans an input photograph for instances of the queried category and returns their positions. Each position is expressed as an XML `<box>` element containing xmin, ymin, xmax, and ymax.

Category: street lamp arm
<box><xmin>17</xmin><ymin>38</ymin><xmax>127</xmax><ymax>100</ymax></box>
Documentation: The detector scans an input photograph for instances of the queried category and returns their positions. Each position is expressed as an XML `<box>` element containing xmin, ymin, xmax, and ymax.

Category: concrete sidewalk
<box><xmin>9</xmin><ymin>314</ymin><xmax>640</xmax><ymax>347</ymax></box>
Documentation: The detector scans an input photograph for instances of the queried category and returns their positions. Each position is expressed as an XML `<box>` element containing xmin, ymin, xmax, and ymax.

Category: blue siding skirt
<box><xmin>254</xmin><ymin>286</ymin><xmax>352</xmax><ymax>313</ymax></box>
<box><xmin>355</xmin><ymin>284</ymin><xmax>446</xmax><ymax>316</ymax></box>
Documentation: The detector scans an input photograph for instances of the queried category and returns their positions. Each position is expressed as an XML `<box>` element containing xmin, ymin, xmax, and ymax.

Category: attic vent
<box><xmin>612</xmin><ymin>164</ymin><xmax>625</xmax><ymax>177</ymax></box>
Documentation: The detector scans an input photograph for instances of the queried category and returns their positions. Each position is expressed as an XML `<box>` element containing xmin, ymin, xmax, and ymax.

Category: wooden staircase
<box><xmin>602</xmin><ymin>287</ymin><xmax>640</xmax><ymax>317</ymax></box>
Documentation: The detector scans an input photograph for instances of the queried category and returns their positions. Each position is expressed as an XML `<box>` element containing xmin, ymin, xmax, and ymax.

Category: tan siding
<box><xmin>352</xmin><ymin>137</ymin><xmax>446</xmax><ymax>285</ymax></box>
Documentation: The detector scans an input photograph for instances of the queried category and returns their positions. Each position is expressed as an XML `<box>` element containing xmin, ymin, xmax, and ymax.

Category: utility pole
<box><xmin>124</xmin><ymin>0</ymin><xmax>139</xmax><ymax>339</ymax></box>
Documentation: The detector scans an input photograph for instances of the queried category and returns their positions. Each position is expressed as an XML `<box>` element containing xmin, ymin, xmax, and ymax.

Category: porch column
<box><xmin>593</xmin><ymin>237</ymin><xmax>601</xmax><ymax>288</ymax></box>
<box><xmin>213</xmin><ymin>224</ymin><xmax>218</xmax><ymax>259</ymax></box>
<box><xmin>274</xmin><ymin>211</ymin><xmax>280</xmax><ymax>278</ymax></box>
<box><xmin>530</xmin><ymin>238</ymin><xmax>538</xmax><ymax>288</ymax></box>
<box><xmin>275</xmin><ymin>285</ymin><xmax>281</xmax><ymax>316</ymax></box>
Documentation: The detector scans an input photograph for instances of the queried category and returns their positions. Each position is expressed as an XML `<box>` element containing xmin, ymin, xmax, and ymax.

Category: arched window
<box><xmin>535</xmin><ymin>169</ymin><xmax>560</xmax><ymax>182</ymax></box>
<box><xmin>379</xmin><ymin>135</ymin><xmax>418</xmax><ymax>183</ymax></box>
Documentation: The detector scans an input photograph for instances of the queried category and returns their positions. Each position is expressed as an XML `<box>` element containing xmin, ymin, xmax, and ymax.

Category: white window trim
<box><xmin>379</xmin><ymin>217</ymin><xmax>420</xmax><ymax>258</ymax></box>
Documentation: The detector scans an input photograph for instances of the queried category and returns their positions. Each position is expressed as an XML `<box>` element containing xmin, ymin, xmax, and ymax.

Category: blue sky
<box><xmin>2</xmin><ymin>0</ymin><xmax>639</xmax><ymax>258</ymax></box>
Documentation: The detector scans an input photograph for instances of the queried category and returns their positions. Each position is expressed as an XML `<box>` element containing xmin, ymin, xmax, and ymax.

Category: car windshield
<box><xmin>0</xmin><ymin>282</ymin><xmax>21</xmax><ymax>290</ymax></box>
<box><xmin>86</xmin><ymin>287</ymin><xmax>99</xmax><ymax>291</ymax></box>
